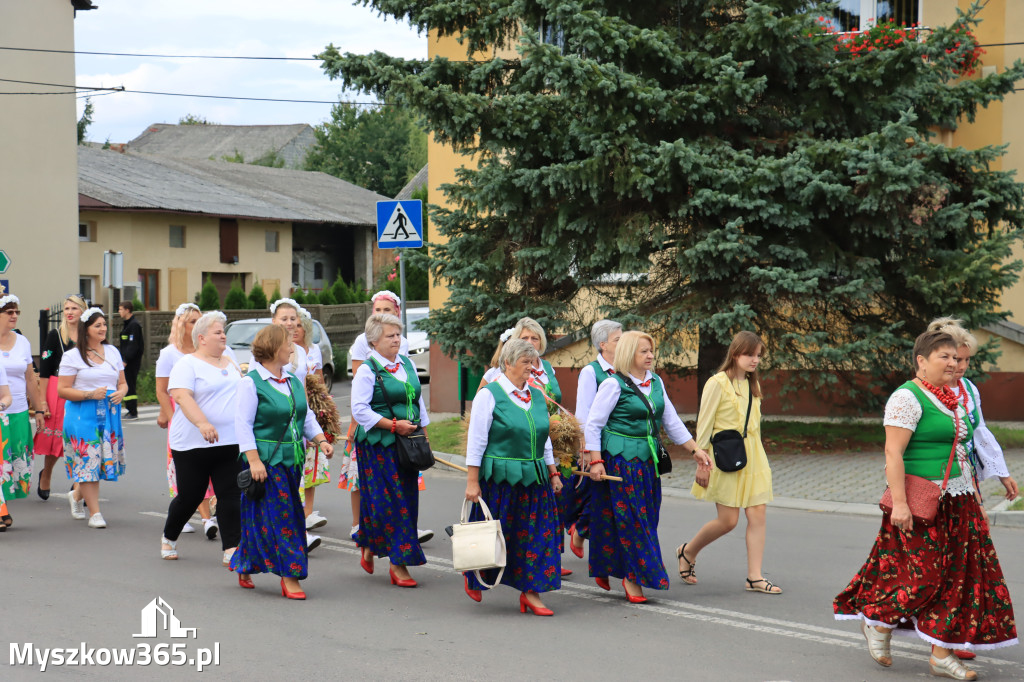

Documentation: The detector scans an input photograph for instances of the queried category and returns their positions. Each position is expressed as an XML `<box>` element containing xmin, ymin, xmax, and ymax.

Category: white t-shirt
<box><xmin>155</xmin><ymin>345</ymin><xmax>185</xmax><ymax>378</ymax></box>
<box><xmin>349</xmin><ymin>333</ymin><xmax>409</xmax><ymax>366</ymax></box>
<box><xmin>168</xmin><ymin>354</ymin><xmax>242</xmax><ymax>450</ymax></box>
<box><xmin>291</xmin><ymin>343</ymin><xmax>308</xmax><ymax>386</ymax></box>
<box><xmin>305</xmin><ymin>344</ymin><xmax>323</xmax><ymax>374</ymax></box>
<box><xmin>58</xmin><ymin>344</ymin><xmax>124</xmax><ymax>393</ymax></box>
<box><xmin>0</xmin><ymin>333</ymin><xmax>34</xmax><ymax>412</ymax></box>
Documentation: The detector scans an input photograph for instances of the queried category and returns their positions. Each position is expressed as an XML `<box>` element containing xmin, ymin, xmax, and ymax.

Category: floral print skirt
<box><xmin>32</xmin><ymin>376</ymin><xmax>65</xmax><ymax>457</ymax></box>
<box><xmin>62</xmin><ymin>397</ymin><xmax>125</xmax><ymax>483</ymax></box>
<box><xmin>557</xmin><ymin>473</ymin><xmax>591</xmax><ymax>541</ymax></box>
<box><xmin>2</xmin><ymin>411</ymin><xmax>32</xmax><ymax>499</ymax></box>
<box><xmin>588</xmin><ymin>453</ymin><xmax>669</xmax><ymax>591</ymax></box>
<box><xmin>354</xmin><ymin>442</ymin><xmax>425</xmax><ymax>567</ymax></box>
<box><xmin>466</xmin><ymin>477</ymin><xmax>561</xmax><ymax>594</ymax></box>
<box><xmin>231</xmin><ymin>462</ymin><xmax>307</xmax><ymax>579</ymax></box>
<box><xmin>834</xmin><ymin>493</ymin><xmax>1017</xmax><ymax>651</ymax></box>
<box><xmin>302</xmin><ymin>441</ymin><xmax>331</xmax><ymax>489</ymax></box>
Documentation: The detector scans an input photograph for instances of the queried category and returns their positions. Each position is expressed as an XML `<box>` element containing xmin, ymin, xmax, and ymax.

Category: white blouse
<box><xmin>350</xmin><ymin>350</ymin><xmax>430</xmax><ymax>431</ymax></box>
<box><xmin>349</xmin><ymin>333</ymin><xmax>409</xmax><ymax>366</ymax></box>
<box><xmin>58</xmin><ymin>345</ymin><xmax>123</xmax><ymax>393</ymax></box>
<box><xmin>168</xmin><ymin>354</ymin><xmax>242</xmax><ymax>450</ymax></box>
<box><xmin>234</xmin><ymin>362</ymin><xmax>322</xmax><ymax>454</ymax></box>
<box><xmin>957</xmin><ymin>378</ymin><xmax>1010</xmax><ymax>480</ymax></box>
<box><xmin>0</xmin><ymin>333</ymin><xmax>33</xmax><ymax>412</ymax></box>
<box><xmin>584</xmin><ymin>371</ymin><xmax>693</xmax><ymax>452</ymax></box>
<box><xmin>883</xmin><ymin>387</ymin><xmax>974</xmax><ymax>497</ymax></box>
<box><xmin>575</xmin><ymin>354</ymin><xmax>615</xmax><ymax>424</ymax></box>
<box><xmin>305</xmin><ymin>344</ymin><xmax>323</xmax><ymax>373</ymax></box>
<box><xmin>466</xmin><ymin>373</ymin><xmax>555</xmax><ymax>468</ymax></box>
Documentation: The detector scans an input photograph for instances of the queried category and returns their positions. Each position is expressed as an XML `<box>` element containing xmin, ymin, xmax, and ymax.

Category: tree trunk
<box><xmin>696</xmin><ymin>332</ymin><xmax>728</xmax><ymax>414</ymax></box>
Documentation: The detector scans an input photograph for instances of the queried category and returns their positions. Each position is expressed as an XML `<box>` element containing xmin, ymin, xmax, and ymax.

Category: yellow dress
<box><xmin>690</xmin><ymin>372</ymin><xmax>773</xmax><ymax>507</ymax></box>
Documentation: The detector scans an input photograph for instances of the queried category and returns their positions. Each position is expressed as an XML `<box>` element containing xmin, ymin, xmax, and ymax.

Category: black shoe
<box><xmin>38</xmin><ymin>484</ymin><xmax>50</xmax><ymax>501</ymax></box>
<box><xmin>123</xmin><ymin>413</ymin><xmax>138</xmax><ymax>421</ymax></box>
<box><xmin>1</xmin><ymin>515</ymin><xmax>12</xmax><ymax>528</ymax></box>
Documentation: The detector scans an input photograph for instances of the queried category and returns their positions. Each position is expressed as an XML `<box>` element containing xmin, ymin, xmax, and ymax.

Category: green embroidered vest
<box><xmin>901</xmin><ymin>381</ymin><xmax>971</xmax><ymax>480</ymax></box>
<box><xmin>249</xmin><ymin>371</ymin><xmax>307</xmax><ymax>468</ymax></box>
<box><xmin>354</xmin><ymin>355</ymin><xmax>422</xmax><ymax>449</ymax></box>
<box><xmin>479</xmin><ymin>382</ymin><xmax>550</xmax><ymax>487</ymax></box>
<box><xmin>601</xmin><ymin>374</ymin><xmax>665</xmax><ymax>462</ymax></box>
<box><xmin>588</xmin><ymin>359</ymin><xmax>612</xmax><ymax>386</ymax></box>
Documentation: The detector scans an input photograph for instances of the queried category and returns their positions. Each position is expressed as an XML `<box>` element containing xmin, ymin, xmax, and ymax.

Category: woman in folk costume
<box><xmin>294</xmin><ymin>307</ymin><xmax>333</xmax><ymax>535</ymax></box>
<box><xmin>231</xmin><ymin>324</ymin><xmax>332</xmax><ymax>600</ymax></box>
<box><xmin>350</xmin><ymin>314</ymin><xmax>430</xmax><ymax>588</ymax></box>
<box><xmin>569</xmin><ymin>319</ymin><xmax>623</xmax><ymax>561</ymax></box>
<box><xmin>585</xmin><ymin>331</ymin><xmax>710</xmax><ymax>603</ymax></box>
<box><xmin>0</xmin><ymin>363</ymin><xmax>11</xmax><ymax>531</ymax></box>
<box><xmin>464</xmin><ymin>339</ymin><xmax>563</xmax><ymax>615</ymax></box>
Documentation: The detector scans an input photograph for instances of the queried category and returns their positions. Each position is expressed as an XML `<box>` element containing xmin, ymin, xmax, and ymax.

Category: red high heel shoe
<box><xmin>561</xmin><ymin>567</ymin><xmax>573</xmax><ymax>577</ymax></box>
<box><xmin>389</xmin><ymin>567</ymin><xmax>417</xmax><ymax>588</ymax></box>
<box><xmin>359</xmin><ymin>548</ymin><xmax>374</xmax><ymax>575</ymax></box>
<box><xmin>237</xmin><ymin>574</ymin><xmax>255</xmax><ymax>589</ymax></box>
<box><xmin>569</xmin><ymin>524</ymin><xmax>584</xmax><ymax>559</ymax></box>
<box><xmin>622</xmin><ymin>578</ymin><xmax>647</xmax><ymax>603</ymax></box>
<box><xmin>519</xmin><ymin>592</ymin><xmax>553</xmax><ymax>616</ymax></box>
<box><xmin>464</xmin><ymin>575</ymin><xmax>482</xmax><ymax>602</ymax></box>
<box><xmin>595</xmin><ymin>576</ymin><xmax>611</xmax><ymax>591</ymax></box>
<box><xmin>280</xmin><ymin>578</ymin><xmax>306</xmax><ymax>600</ymax></box>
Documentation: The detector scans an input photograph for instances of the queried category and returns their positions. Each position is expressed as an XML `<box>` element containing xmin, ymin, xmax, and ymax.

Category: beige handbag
<box><xmin>450</xmin><ymin>498</ymin><xmax>506</xmax><ymax>588</ymax></box>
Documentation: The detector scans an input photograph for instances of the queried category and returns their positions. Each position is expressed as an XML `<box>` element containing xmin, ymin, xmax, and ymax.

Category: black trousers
<box><xmin>123</xmin><ymin>361</ymin><xmax>140</xmax><ymax>416</ymax></box>
<box><xmin>164</xmin><ymin>445</ymin><xmax>242</xmax><ymax>548</ymax></box>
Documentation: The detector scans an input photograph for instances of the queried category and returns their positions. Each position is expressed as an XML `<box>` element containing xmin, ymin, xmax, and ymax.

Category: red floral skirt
<box><xmin>834</xmin><ymin>493</ymin><xmax>1017</xmax><ymax>651</ymax></box>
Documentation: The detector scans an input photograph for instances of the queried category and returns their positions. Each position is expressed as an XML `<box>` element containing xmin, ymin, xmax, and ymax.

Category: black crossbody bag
<box><xmin>371</xmin><ymin>362</ymin><xmax>435</xmax><ymax>473</ymax></box>
<box><xmin>238</xmin><ymin>379</ymin><xmax>296</xmax><ymax>501</ymax></box>
<box><xmin>622</xmin><ymin>377</ymin><xmax>673</xmax><ymax>476</ymax></box>
<box><xmin>710</xmin><ymin>379</ymin><xmax>752</xmax><ymax>472</ymax></box>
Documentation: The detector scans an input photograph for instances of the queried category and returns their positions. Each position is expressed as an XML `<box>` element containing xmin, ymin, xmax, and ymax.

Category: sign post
<box><xmin>376</xmin><ymin>200</ymin><xmax>424</xmax><ymax>330</ymax></box>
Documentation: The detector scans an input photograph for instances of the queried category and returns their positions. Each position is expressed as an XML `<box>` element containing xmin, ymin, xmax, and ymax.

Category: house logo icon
<box><xmin>133</xmin><ymin>597</ymin><xmax>197</xmax><ymax>639</ymax></box>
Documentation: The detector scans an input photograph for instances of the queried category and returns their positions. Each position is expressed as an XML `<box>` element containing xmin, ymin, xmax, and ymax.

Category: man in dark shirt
<box><xmin>118</xmin><ymin>301</ymin><xmax>144</xmax><ymax>419</ymax></box>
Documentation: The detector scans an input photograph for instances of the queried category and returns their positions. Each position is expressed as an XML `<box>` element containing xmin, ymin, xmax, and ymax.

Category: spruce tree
<box><xmin>224</xmin><ymin>277</ymin><xmax>249</xmax><ymax>309</ymax></box>
<box><xmin>321</xmin><ymin>1</ymin><xmax>1024</xmax><ymax>407</ymax></box>
<box><xmin>247</xmin><ymin>282</ymin><xmax>268</xmax><ymax>311</ymax></box>
<box><xmin>198</xmin><ymin>275</ymin><xmax>220</xmax><ymax>311</ymax></box>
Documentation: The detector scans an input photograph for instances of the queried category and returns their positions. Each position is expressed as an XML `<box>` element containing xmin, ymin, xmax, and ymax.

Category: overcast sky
<box><xmin>74</xmin><ymin>0</ymin><xmax>427</xmax><ymax>144</ymax></box>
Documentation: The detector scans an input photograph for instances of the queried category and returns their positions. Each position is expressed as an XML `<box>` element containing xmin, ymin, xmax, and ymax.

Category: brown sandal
<box><xmin>676</xmin><ymin>543</ymin><xmax>697</xmax><ymax>585</ymax></box>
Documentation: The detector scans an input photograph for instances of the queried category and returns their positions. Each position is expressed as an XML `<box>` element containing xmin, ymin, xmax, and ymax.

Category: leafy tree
<box><xmin>77</xmin><ymin>97</ymin><xmax>94</xmax><ymax>145</ymax></box>
<box><xmin>224</xmin><ymin>277</ymin><xmax>249</xmax><ymax>309</ymax></box>
<box><xmin>179</xmin><ymin>113</ymin><xmax>215</xmax><ymax>125</ymax></box>
<box><xmin>198</xmin><ymin>275</ymin><xmax>220</xmax><ymax>311</ymax></box>
<box><xmin>321</xmin><ymin>1</ymin><xmax>1024</xmax><ymax>409</ymax></box>
<box><xmin>304</xmin><ymin>101</ymin><xmax>427</xmax><ymax>197</ymax></box>
<box><xmin>247</xmin><ymin>282</ymin><xmax>268</xmax><ymax>310</ymax></box>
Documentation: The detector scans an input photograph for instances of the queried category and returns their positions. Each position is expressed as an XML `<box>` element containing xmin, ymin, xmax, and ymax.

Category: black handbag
<box><xmin>710</xmin><ymin>379</ymin><xmax>753</xmax><ymax>473</ymax></box>
<box><xmin>371</xmin><ymin>364</ymin><xmax>435</xmax><ymax>473</ymax></box>
<box><xmin>622</xmin><ymin>376</ymin><xmax>673</xmax><ymax>476</ymax></box>
<box><xmin>238</xmin><ymin>380</ymin><xmax>296</xmax><ymax>501</ymax></box>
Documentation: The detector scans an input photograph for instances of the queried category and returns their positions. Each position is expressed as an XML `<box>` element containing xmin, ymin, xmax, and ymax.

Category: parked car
<box><xmin>347</xmin><ymin>307</ymin><xmax>430</xmax><ymax>382</ymax></box>
<box><xmin>225</xmin><ymin>318</ymin><xmax>335</xmax><ymax>392</ymax></box>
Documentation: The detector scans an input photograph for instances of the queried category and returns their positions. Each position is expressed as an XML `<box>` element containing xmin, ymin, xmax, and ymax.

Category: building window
<box><xmin>79</xmin><ymin>222</ymin><xmax>95</xmax><ymax>242</ymax></box>
<box><xmin>314</xmin><ymin>261</ymin><xmax>323</xmax><ymax>280</ymax></box>
<box><xmin>219</xmin><ymin>219</ymin><xmax>239</xmax><ymax>264</ymax></box>
<box><xmin>825</xmin><ymin>0</ymin><xmax>919</xmax><ymax>32</ymax></box>
<box><xmin>265</xmin><ymin>230</ymin><xmax>279</xmax><ymax>253</ymax></box>
<box><xmin>169</xmin><ymin>225</ymin><xmax>185</xmax><ymax>248</ymax></box>
<box><xmin>292</xmin><ymin>261</ymin><xmax>300</xmax><ymax>284</ymax></box>
<box><xmin>79</xmin><ymin>277</ymin><xmax>94</xmax><ymax>302</ymax></box>
<box><xmin>139</xmin><ymin>269</ymin><xmax>159</xmax><ymax>310</ymax></box>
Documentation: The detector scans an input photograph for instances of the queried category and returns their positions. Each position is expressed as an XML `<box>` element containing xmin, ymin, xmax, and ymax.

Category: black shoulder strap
<box><xmin>622</xmin><ymin>375</ymin><xmax>659</xmax><ymax>423</ymax></box>
<box><xmin>740</xmin><ymin>378</ymin><xmax>753</xmax><ymax>438</ymax></box>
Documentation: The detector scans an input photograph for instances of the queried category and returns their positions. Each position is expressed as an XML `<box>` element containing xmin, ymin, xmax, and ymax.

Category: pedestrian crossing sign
<box><xmin>376</xmin><ymin>200</ymin><xmax>423</xmax><ymax>249</ymax></box>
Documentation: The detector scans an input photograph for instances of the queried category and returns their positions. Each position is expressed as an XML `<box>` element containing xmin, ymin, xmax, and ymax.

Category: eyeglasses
<box><xmin>3</xmin><ymin>309</ymin><xmax>20</xmax><ymax>315</ymax></box>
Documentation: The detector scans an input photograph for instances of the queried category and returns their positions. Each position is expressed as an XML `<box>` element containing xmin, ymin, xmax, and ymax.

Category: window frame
<box><xmin>169</xmin><ymin>224</ymin><xmax>186</xmax><ymax>248</ymax></box>
<box><xmin>265</xmin><ymin>230</ymin><xmax>280</xmax><ymax>253</ymax></box>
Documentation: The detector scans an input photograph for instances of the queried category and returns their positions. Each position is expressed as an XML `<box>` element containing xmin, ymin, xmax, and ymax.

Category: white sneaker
<box><xmin>418</xmin><ymin>528</ymin><xmax>434</xmax><ymax>543</ymax></box>
<box><xmin>88</xmin><ymin>513</ymin><xmax>107</xmax><ymax>528</ymax></box>
<box><xmin>68</xmin><ymin>491</ymin><xmax>86</xmax><ymax>520</ymax></box>
<box><xmin>306</xmin><ymin>511</ymin><xmax>327</xmax><ymax>530</ymax></box>
<box><xmin>181</xmin><ymin>522</ymin><xmax>196</xmax><ymax>534</ymax></box>
<box><xmin>306</xmin><ymin>532</ymin><xmax>321</xmax><ymax>553</ymax></box>
<box><xmin>204</xmin><ymin>517</ymin><xmax>219</xmax><ymax>540</ymax></box>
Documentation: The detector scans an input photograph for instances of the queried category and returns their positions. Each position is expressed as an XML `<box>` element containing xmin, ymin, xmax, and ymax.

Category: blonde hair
<box><xmin>718</xmin><ymin>331</ymin><xmax>764</xmax><ymax>398</ymax></box>
<box><xmin>169</xmin><ymin>308</ymin><xmax>201</xmax><ymax>352</ymax></box>
<box><xmin>612</xmin><ymin>330</ymin><xmax>655</xmax><ymax>377</ymax></box>
<box><xmin>296</xmin><ymin>314</ymin><xmax>314</xmax><ymax>350</ymax></box>
<box><xmin>489</xmin><ymin>316</ymin><xmax>548</xmax><ymax>367</ymax></box>
<box><xmin>927</xmin><ymin>317</ymin><xmax>978</xmax><ymax>355</ymax></box>
<box><xmin>59</xmin><ymin>294</ymin><xmax>87</xmax><ymax>345</ymax></box>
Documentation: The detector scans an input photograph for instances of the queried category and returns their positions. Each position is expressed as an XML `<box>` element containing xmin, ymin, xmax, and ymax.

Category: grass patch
<box><xmin>136</xmin><ymin>368</ymin><xmax>157</xmax><ymax>405</ymax></box>
<box><xmin>1007</xmin><ymin>497</ymin><xmax>1024</xmax><ymax>512</ymax></box>
<box><xmin>428</xmin><ymin>417</ymin><xmax>465</xmax><ymax>455</ymax></box>
<box><xmin>760</xmin><ymin>420</ymin><xmax>886</xmax><ymax>453</ymax></box>
<box><xmin>988</xmin><ymin>425</ymin><xmax>1024</xmax><ymax>449</ymax></box>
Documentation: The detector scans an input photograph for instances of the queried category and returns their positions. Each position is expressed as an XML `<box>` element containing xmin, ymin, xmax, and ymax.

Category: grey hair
<box><xmin>192</xmin><ymin>311</ymin><xmax>227</xmax><ymax>346</ymax></box>
<box><xmin>365</xmin><ymin>313</ymin><xmax>403</xmax><ymax>346</ymax></box>
<box><xmin>591</xmin><ymin>319</ymin><xmax>622</xmax><ymax>348</ymax></box>
<box><xmin>500</xmin><ymin>338</ymin><xmax>540</xmax><ymax>371</ymax></box>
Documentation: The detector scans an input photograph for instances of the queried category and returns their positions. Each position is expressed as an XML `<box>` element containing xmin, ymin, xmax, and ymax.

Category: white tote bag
<box><xmin>450</xmin><ymin>498</ymin><xmax>507</xmax><ymax>588</ymax></box>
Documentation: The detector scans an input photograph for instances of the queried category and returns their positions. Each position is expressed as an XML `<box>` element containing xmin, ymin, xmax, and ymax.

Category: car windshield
<box><xmin>226</xmin><ymin>321</ymin><xmax>269</xmax><ymax>348</ymax></box>
<box><xmin>406</xmin><ymin>311</ymin><xmax>428</xmax><ymax>333</ymax></box>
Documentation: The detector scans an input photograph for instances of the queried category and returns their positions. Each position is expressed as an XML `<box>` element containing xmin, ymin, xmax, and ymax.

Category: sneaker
<box><xmin>122</xmin><ymin>413</ymin><xmax>138</xmax><ymax>421</ymax></box>
<box><xmin>181</xmin><ymin>522</ymin><xmax>196</xmax><ymax>534</ymax></box>
<box><xmin>88</xmin><ymin>513</ymin><xmax>107</xmax><ymax>528</ymax></box>
<box><xmin>306</xmin><ymin>532</ymin><xmax>321</xmax><ymax>553</ymax></box>
<box><xmin>306</xmin><ymin>511</ymin><xmax>327</xmax><ymax>530</ymax></box>
<box><xmin>204</xmin><ymin>517</ymin><xmax>219</xmax><ymax>541</ymax></box>
<box><xmin>418</xmin><ymin>529</ymin><xmax>434</xmax><ymax>544</ymax></box>
<box><xmin>350</xmin><ymin>524</ymin><xmax>359</xmax><ymax>541</ymax></box>
<box><xmin>68</xmin><ymin>491</ymin><xmax>86</xmax><ymax>520</ymax></box>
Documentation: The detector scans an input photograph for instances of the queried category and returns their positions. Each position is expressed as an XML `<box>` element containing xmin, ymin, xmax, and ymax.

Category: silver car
<box><xmin>225</xmin><ymin>317</ymin><xmax>335</xmax><ymax>392</ymax></box>
<box><xmin>347</xmin><ymin>307</ymin><xmax>430</xmax><ymax>381</ymax></box>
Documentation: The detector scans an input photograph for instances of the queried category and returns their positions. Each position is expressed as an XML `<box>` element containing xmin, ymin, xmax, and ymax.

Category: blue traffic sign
<box><xmin>376</xmin><ymin>200</ymin><xmax>423</xmax><ymax>249</ymax></box>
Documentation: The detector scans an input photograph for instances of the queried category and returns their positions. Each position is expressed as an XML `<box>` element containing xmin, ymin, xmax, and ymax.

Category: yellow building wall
<box><xmin>0</xmin><ymin>0</ymin><xmax>84</xmax><ymax>352</ymax></box>
<box><xmin>78</xmin><ymin>211</ymin><xmax>292</xmax><ymax>311</ymax></box>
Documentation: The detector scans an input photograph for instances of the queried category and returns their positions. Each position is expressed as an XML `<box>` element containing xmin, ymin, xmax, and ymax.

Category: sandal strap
<box><xmin>747</xmin><ymin>578</ymin><xmax>779</xmax><ymax>591</ymax></box>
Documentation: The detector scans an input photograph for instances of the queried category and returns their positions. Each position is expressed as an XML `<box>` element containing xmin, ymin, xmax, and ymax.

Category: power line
<box><xmin>0</xmin><ymin>45</ymin><xmax>321</xmax><ymax>60</ymax></box>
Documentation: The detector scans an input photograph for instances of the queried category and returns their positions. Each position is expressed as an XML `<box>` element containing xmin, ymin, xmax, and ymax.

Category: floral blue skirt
<box><xmin>588</xmin><ymin>453</ymin><xmax>669</xmax><ymax>590</ymax></box>
<box><xmin>558</xmin><ymin>474</ymin><xmax>591</xmax><ymax>540</ymax></box>
<box><xmin>467</xmin><ymin>478</ymin><xmax>561</xmax><ymax>594</ymax></box>
<box><xmin>62</xmin><ymin>395</ymin><xmax>125</xmax><ymax>483</ymax></box>
<box><xmin>355</xmin><ymin>442</ymin><xmax>425</xmax><ymax>567</ymax></box>
<box><xmin>231</xmin><ymin>462</ymin><xmax>307</xmax><ymax>579</ymax></box>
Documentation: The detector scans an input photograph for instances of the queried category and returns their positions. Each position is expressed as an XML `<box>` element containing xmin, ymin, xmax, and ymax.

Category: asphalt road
<box><xmin>1</xmin><ymin>405</ymin><xmax>1022</xmax><ymax>681</ymax></box>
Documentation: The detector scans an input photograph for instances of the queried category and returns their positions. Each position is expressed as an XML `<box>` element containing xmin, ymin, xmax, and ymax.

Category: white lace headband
<box><xmin>500</xmin><ymin>327</ymin><xmax>515</xmax><ymax>343</ymax></box>
<box><xmin>175</xmin><ymin>302</ymin><xmax>200</xmax><ymax>317</ymax></box>
<box><xmin>298</xmin><ymin>306</ymin><xmax>312</xmax><ymax>319</ymax></box>
<box><xmin>82</xmin><ymin>307</ymin><xmax>105</xmax><ymax>322</ymax></box>
<box><xmin>0</xmin><ymin>294</ymin><xmax>19</xmax><ymax>308</ymax></box>
<box><xmin>371</xmin><ymin>291</ymin><xmax>401</xmax><ymax>309</ymax></box>
<box><xmin>270</xmin><ymin>298</ymin><xmax>300</xmax><ymax>314</ymax></box>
